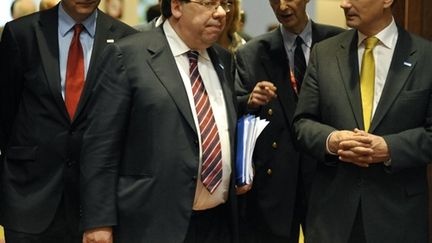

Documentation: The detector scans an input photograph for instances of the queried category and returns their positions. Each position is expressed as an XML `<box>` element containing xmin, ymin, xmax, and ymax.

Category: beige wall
<box><xmin>97</xmin><ymin>0</ymin><xmax>347</xmax><ymax>32</ymax></box>
<box><xmin>314</xmin><ymin>0</ymin><xmax>347</xmax><ymax>29</ymax></box>
<box><xmin>99</xmin><ymin>0</ymin><xmax>139</xmax><ymax>26</ymax></box>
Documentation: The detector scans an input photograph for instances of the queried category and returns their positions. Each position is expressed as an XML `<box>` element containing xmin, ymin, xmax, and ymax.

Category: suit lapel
<box><xmin>207</xmin><ymin>47</ymin><xmax>237</xmax><ymax>135</ymax></box>
<box><xmin>311</xmin><ymin>21</ymin><xmax>321</xmax><ymax>45</ymax></box>
<box><xmin>36</xmin><ymin>6</ymin><xmax>70</xmax><ymax>120</ymax></box>
<box><xmin>370</xmin><ymin>27</ymin><xmax>416</xmax><ymax>132</ymax></box>
<box><xmin>264</xmin><ymin>30</ymin><xmax>297</xmax><ymax>126</ymax></box>
<box><xmin>147</xmin><ymin>29</ymin><xmax>197</xmax><ymax>135</ymax></box>
<box><xmin>337</xmin><ymin>31</ymin><xmax>363</xmax><ymax>129</ymax></box>
<box><xmin>74</xmin><ymin>10</ymin><xmax>112</xmax><ymax>121</ymax></box>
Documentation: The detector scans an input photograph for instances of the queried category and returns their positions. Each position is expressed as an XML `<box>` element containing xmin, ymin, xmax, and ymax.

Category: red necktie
<box><xmin>65</xmin><ymin>24</ymin><xmax>85</xmax><ymax>119</ymax></box>
<box><xmin>187</xmin><ymin>51</ymin><xmax>222</xmax><ymax>194</ymax></box>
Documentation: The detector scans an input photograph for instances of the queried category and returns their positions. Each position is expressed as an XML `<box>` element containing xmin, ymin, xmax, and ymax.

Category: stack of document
<box><xmin>236</xmin><ymin>115</ymin><xmax>269</xmax><ymax>186</ymax></box>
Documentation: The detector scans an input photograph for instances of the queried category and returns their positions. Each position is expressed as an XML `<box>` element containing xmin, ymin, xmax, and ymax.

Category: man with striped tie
<box><xmin>80</xmin><ymin>0</ymin><xmax>244</xmax><ymax>242</ymax></box>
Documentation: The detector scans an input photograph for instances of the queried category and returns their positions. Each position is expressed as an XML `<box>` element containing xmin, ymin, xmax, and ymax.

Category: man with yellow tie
<box><xmin>293</xmin><ymin>0</ymin><xmax>432</xmax><ymax>242</ymax></box>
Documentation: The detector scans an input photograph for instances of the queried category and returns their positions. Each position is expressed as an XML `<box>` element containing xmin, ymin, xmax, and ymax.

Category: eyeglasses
<box><xmin>185</xmin><ymin>0</ymin><xmax>232</xmax><ymax>13</ymax></box>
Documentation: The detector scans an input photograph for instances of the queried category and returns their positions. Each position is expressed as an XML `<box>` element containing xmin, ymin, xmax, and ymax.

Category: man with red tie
<box><xmin>79</xmin><ymin>0</ymin><xmax>244</xmax><ymax>242</ymax></box>
<box><xmin>0</xmin><ymin>0</ymin><xmax>136</xmax><ymax>242</ymax></box>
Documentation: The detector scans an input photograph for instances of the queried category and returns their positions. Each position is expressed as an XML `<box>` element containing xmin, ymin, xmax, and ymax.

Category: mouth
<box><xmin>207</xmin><ymin>25</ymin><xmax>223</xmax><ymax>33</ymax></box>
<box><xmin>278</xmin><ymin>12</ymin><xmax>294</xmax><ymax>21</ymax></box>
<box><xmin>207</xmin><ymin>22</ymin><xmax>224</xmax><ymax>30</ymax></box>
<box><xmin>76</xmin><ymin>1</ymin><xmax>97</xmax><ymax>6</ymax></box>
<box><xmin>345</xmin><ymin>11</ymin><xmax>358</xmax><ymax>19</ymax></box>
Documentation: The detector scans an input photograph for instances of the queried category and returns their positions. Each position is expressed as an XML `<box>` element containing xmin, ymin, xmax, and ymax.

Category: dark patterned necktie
<box><xmin>65</xmin><ymin>24</ymin><xmax>85</xmax><ymax>119</ymax></box>
<box><xmin>294</xmin><ymin>36</ymin><xmax>306</xmax><ymax>92</ymax></box>
<box><xmin>187</xmin><ymin>51</ymin><xmax>222</xmax><ymax>194</ymax></box>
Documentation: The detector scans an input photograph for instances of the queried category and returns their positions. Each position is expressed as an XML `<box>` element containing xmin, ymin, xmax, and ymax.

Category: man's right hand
<box><xmin>247</xmin><ymin>81</ymin><xmax>277</xmax><ymax>109</ymax></box>
<box><xmin>83</xmin><ymin>227</ymin><xmax>113</xmax><ymax>243</ymax></box>
<box><xmin>328</xmin><ymin>130</ymin><xmax>372</xmax><ymax>167</ymax></box>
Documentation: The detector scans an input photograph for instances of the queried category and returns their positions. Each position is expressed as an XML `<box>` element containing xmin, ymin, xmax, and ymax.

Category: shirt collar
<box><xmin>163</xmin><ymin>20</ymin><xmax>211</xmax><ymax>62</ymax></box>
<box><xmin>357</xmin><ymin>18</ymin><xmax>398</xmax><ymax>50</ymax></box>
<box><xmin>58</xmin><ymin>3</ymin><xmax>97</xmax><ymax>38</ymax></box>
<box><xmin>280</xmin><ymin>17</ymin><xmax>312</xmax><ymax>50</ymax></box>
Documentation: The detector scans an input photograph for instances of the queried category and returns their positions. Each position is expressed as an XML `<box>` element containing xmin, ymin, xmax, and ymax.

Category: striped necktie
<box><xmin>187</xmin><ymin>51</ymin><xmax>222</xmax><ymax>194</ymax></box>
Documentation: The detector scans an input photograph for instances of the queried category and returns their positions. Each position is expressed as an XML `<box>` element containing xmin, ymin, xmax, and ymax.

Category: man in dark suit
<box><xmin>0</xmin><ymin>0</ymin><xmax>136</xmax><ymax>242</ymax></box>
<box><xmin>235</xmin><ymin>0</ymin><xmax>343</xmax><ymax>242</ymax></box>
<box><xmin>293</xmin><ymin>0</ymin><xmax>432</xmax><ymax>242</ymax></box>
<box><xmin>80</xmin><ymin>0</ymin><xmax>243</xmax><ymax>242</ymax></box>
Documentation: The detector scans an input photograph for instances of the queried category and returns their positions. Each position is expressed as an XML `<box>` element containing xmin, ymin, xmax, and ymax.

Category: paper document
<box><xmin>236</xmin><ymin>114</ymin><xmax>269</xmax><ymax>186</ymax></box>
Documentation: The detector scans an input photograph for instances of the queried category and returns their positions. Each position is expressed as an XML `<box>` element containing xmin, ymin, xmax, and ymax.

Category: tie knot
<box><xmin>187</xmin><ymin>50</ymin><xmax>199</xmax><ymax>64</ymax></box>
<box><xmin>364</xmin><ymin>37</ymin><xmax>379</xmax><ymax>50</ymax></box>
<box><xmin>73</xmin><ymin>24</ymin><xmax>84</xmax><ymax>36</ymax></box>
<box><xmin>295</xmin><ymin>36</ymin><xmax>303</xmax><ymax>47</ymax></box>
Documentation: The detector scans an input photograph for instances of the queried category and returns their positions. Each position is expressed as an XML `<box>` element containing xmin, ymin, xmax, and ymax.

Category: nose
<box><xmin>340</xmin><ymin>0</ymin><xmax>351</xmax><ymax>9</ymax></box>
<box><xmin>279</xmin><ymin>0</ymin><xmax>290</xmax><ymax>11</ymax></box>
<box><xmin>214</xmin><ymin>5</ymin><xmax>227</xmax><ymax>18</ymax></box>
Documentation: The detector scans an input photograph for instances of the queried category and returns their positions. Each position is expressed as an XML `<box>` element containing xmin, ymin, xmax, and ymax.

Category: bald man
<box><xmin>11</xmin><ymin>0</ymin><xmax>36</xmax><ymax>19</ymax></box>
<box><xmin>39</xmin><ymin>0</ymin><xmax>60</xmax><ymax>11</ymax></box>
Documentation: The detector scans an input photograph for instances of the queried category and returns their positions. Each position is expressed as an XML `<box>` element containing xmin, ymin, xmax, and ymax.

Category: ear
<box><xmin>171</xmin><ymin>0</ymin><xmax>183</xmax><ymax>18</ymax></box>
<box><xmin>383</xmin><ymin>0</ymin><xmax>393</xmax><ymax>8</ymax></box>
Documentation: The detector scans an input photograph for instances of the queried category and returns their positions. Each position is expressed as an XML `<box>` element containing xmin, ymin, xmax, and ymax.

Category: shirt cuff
<box><xmin>326</xmin><ymin>131</ymin><xmax>338</xmax><ymax>155</ymax></box>
<box><xmin>383</xmin><ymin>159</ymin><xmax>392</xmax><ymax>167</ymax></box>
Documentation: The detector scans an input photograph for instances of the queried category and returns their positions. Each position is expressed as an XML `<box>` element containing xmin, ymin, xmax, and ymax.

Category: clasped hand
<box><xmin>328</xmin><ymin>129</ymin><xmax>390</xmax><ymax>167</ymax></box>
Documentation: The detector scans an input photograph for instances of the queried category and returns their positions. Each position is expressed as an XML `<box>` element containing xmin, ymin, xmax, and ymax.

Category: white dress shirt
<box><xmin>163</xmin><ymin>20</ymin><xmax>231</xmax><ymax>210</ymax></box>
<box><xmin>357</xmin><ymin>18</ymin><xmax>398</xmax><ymax>118</ymax></box>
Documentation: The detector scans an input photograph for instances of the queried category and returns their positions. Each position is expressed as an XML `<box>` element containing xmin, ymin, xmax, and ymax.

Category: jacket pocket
<box><xmin>404</xmin><ymin>182</ymin><xmax>426</xmax><ymax>197</ymax></box>
<box><xmin>6</xmin><ymin>146</ymin><xmax>38</xmax><ymax>161</ymax></box>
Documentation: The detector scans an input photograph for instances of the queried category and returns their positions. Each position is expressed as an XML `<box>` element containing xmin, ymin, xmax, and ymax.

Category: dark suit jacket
<box><xmin>134</xmin><ymin>16</ymin><xmax>161</xmax><ymax>31</ymax></box>
<box><xmin>293</xmin><ymin>26</ymin><xmax>432</xmax><ymax>243</ymax></box>
<box><xmin>235</xmin><ymin>22</ymin><xmax>344</xmax><ymax>238</ymax></box>
<box><xmin>0</xmin><ymin>6</ymin><xmax>137</xmax><ymax>233</ymax></box>
<box><xmin>80</xmin><ymin>27</ymin><xmax>239</xmax><ymax>242</ymax></box>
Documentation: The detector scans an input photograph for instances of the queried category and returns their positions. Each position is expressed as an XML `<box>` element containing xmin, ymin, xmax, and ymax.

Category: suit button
<box><xmin>192</xmin><ymin>175</ymin><xmax>197</xmax><ymax>181</ymax></box>
<box><xmin>67</xmin><ymin>159</ymin><xmax>75</xmax><ymax>167</ymax></box>
<box><xmin>272</xmin><ymin>142</ymin><xmax>278</xmax><ymax>149</ymax></box>
<box><xmin>267</xmin><ymin>169</ymin><xmax>272</xmax><ymax>175</ymax></box>
<box><xmin>268</xmin><ymin>108</ymin><xmax>273</xmax><ymax>116</ymax></box>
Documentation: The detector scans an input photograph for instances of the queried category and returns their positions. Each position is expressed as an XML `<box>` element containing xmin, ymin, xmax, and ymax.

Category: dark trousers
<box><xmin>4</xmin><ymin>197</ymin><xmax>81</xmax><ymax>243</ymax></box>
<box><xmin>240</xmin><ymin>220</ymin><xmax>300</xmax><ymax>243</ymax></box>
<box><xmin>184</xmin><ymin>204</ymin><xmax>232</xmax><ymax>243</ymax></box>
<box><xmin>348</xmin><ymin>205</ymin><xmax>366</xmax><ymax>243</ymax></box>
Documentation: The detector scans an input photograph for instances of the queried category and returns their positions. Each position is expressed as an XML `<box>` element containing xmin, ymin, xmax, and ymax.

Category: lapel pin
<box><xmin>403</xmin><ymin>62</ymin><xmax>412</xmax><ymax>67</ymax></box>
<box><xmin>107</xmin><ymin>39</ymin><xmax>114</xmax><ymax>43</ymax></box>
<box><xmin>219</xmin><ymin>64</ymin><xmax>224</xmax><ymax>70</ymax></box>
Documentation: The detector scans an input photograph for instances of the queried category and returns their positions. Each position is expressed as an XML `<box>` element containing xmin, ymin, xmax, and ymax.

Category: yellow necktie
<box><xmin>360</xmin><ymin>37</ymin><xmax>379</xmax><ymax>132</ymax></box>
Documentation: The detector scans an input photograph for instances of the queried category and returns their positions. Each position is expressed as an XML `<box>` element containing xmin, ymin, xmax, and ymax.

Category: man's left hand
<box><xmin>337</xmin><ymin>129</ymin><xmax>390</xmax><ymax>166</ymax></box>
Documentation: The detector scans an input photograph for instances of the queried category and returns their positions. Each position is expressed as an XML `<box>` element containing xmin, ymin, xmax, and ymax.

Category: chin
<box><xmin>345</xmin><ymin>21</ymin><xmax>359</xmax><ymax>29</ymax></box>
